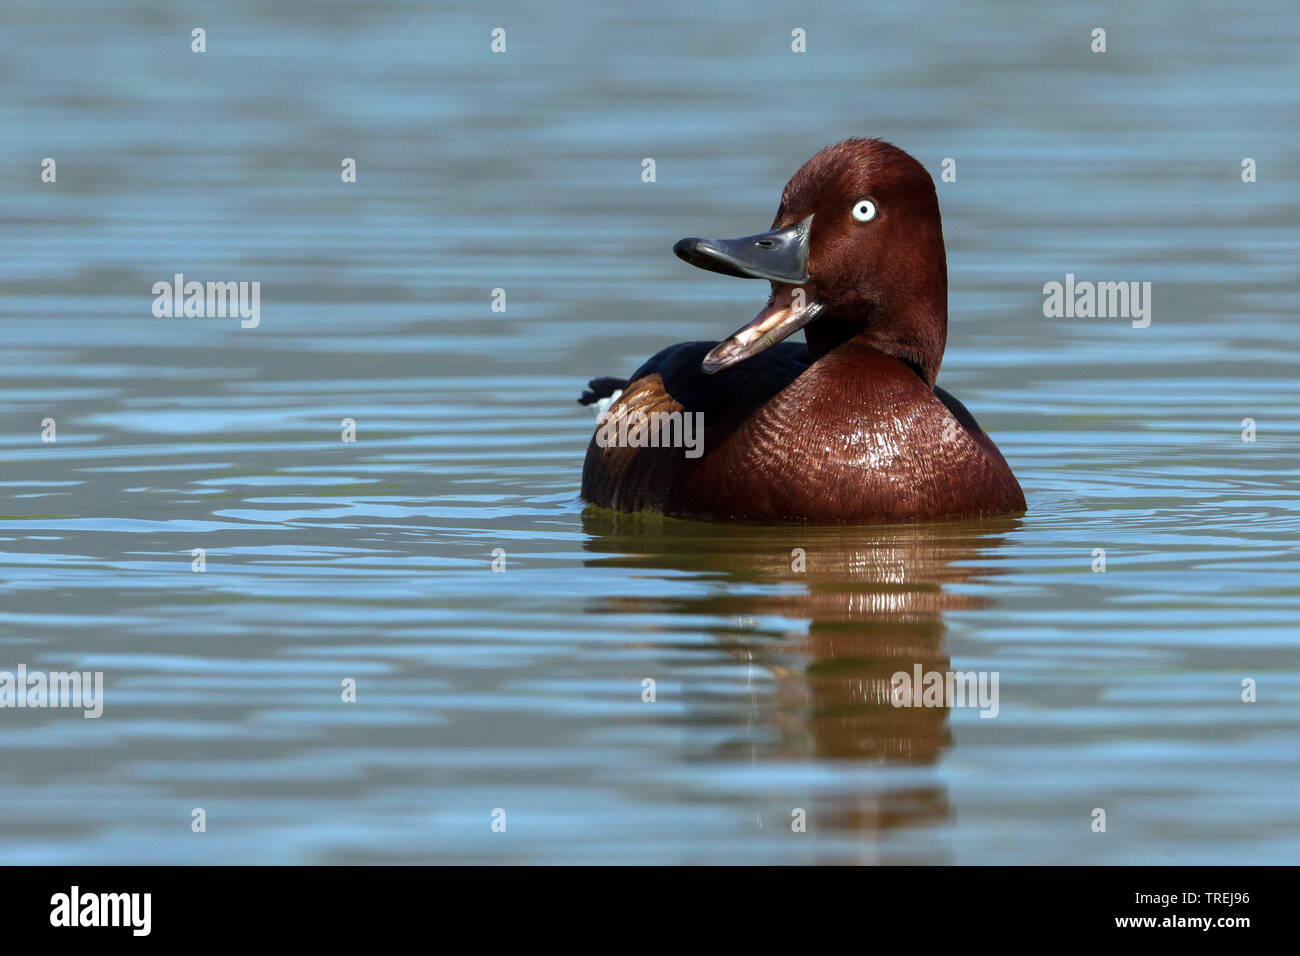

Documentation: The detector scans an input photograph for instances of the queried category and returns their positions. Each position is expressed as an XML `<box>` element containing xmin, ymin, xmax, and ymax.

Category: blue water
<box><xmin>0</xmin><ymin>0</ymin><xmax>1297</xmax><ymax>863</ymax></box>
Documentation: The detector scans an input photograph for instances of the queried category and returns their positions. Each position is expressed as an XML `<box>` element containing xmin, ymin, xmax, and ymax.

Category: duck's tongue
<box><xmin>700</xmin><ymin>285</ymin><xmax>824</xmax><ymax>374</ymax></box>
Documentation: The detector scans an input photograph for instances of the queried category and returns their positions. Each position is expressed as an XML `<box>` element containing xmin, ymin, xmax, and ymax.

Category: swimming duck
<box><xmin>579</xmin><ymin>138</ymin><xmax>1025</xmax><ymax>523</ymax></box>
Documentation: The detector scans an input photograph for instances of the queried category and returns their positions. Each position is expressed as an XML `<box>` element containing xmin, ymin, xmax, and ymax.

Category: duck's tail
<box><xmin>577</xmin><ymin>376</ymin><xmax>629</xmax><ymax>406</ymax></box>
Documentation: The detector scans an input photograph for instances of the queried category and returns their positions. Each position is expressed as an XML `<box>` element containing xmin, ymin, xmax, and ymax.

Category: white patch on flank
<box><xmin>594</xmin><ymin>389</ymin><xmax>623</xmax><ymax>417</ymax></box>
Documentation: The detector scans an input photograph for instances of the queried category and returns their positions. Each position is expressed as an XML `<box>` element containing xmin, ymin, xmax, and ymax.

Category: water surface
<box><xmin>1</xmin><ymin>0</ymin><xmax>1297</xmax><ymax>863</ymax></box>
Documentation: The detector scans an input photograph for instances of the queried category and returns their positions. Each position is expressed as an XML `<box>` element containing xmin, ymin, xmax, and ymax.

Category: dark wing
<box><xmin>933</xmin><ymin>385</ymin><xmax>985</xmax><ymax>435</ymax></box>
<box><xmin>579</xmin><ymin>340</ymin><xmax>809</xmax><ymax>413</ymax></box>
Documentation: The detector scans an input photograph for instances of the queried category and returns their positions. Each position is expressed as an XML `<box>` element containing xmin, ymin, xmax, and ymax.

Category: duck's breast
<box><xmin>676</xmin><ymin>344</ymin><xmax>1025</xmax><ymax>522</ymax></box>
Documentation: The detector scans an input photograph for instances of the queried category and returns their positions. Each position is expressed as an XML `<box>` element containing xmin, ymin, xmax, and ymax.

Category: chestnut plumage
<box><xmin>578</xmin><ymin>138</ymin><xmax>1026</xmax><ymax>523</ymax></box>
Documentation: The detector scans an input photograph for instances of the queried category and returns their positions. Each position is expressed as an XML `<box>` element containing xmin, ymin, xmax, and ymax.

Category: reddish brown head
<box><xmin>673</xmin><ymin>138</ymin><xmax>949</xmax><ymax>386</ymax></box>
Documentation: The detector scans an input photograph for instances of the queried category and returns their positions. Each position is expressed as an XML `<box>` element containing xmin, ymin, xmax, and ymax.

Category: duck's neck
<box><xmin>805</xmin><ymin>293</ymin><xmax>947</xmax><ymax>387</ymax></box>
<box><xmin>804</xmin><ymin>314</ymin><xmax>862</xmax><ymax>363</ymax></box>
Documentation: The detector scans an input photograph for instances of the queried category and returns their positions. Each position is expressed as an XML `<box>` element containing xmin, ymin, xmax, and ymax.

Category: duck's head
<box><xmin>674</xmin><ymin>138</ymin><xmax>948</xmax><ymax>386</ymax></box>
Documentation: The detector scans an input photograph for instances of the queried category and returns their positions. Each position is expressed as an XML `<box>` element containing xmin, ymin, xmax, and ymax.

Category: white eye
<box><xmin>851</xmin><ymin>199</ymin><xmax>877</xmax><ymax>222</ymax></box>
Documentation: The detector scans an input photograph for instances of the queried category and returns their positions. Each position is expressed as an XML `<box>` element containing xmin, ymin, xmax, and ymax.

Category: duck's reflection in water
<box><xmin>580</xmin><ymin>510</ymin><xmax>1018</xmax><ymax>859</ymax></box>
